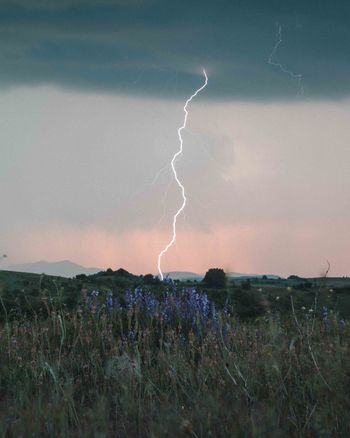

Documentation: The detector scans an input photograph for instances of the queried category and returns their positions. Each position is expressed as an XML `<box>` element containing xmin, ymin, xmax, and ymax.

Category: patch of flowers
<box><xmin>84</xmin><ymin>286</ymin><xmax>221</xmax><ymax>335</ymax></box>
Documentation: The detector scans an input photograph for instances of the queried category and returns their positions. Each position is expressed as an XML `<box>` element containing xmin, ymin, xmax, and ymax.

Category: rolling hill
<box><xmin>1</xmin><ymin>260</ymin><xmax>100</xmax><ymax>278</ymax></box>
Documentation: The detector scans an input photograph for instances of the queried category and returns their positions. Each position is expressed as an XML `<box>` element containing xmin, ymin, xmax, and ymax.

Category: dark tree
<box><xmin>288</xmin><ymin>275</ymin><xmax>302</xmax><ymax>280</ymax></box>
<box><xmin>143</xmin><ymin>273</ymin><xmax>161</xmax><ymax>285</ymax></box>
<box><xmin>114</xmin><ymin>268</ymin><xmax>132</xmax><ymax>277</ymax></box>
<box><xmin>203</xmin><ymin>268</ymin><xmax>227</xmax><ymax>288</ymax></box>
<box><xmin>143</xmin><ymin>273</ymin><xmax>155</xmax><ymax>284</ymax></box>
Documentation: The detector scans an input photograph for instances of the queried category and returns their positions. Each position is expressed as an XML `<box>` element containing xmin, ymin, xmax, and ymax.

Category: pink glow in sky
<box><xmin>7</xmin><ymin>219</ymin><xmax>350</xmax><ymax>277</ymax></box>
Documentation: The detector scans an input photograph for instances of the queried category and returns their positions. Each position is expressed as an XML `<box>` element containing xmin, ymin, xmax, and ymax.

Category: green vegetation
<box><xmin>0</xmin><ymin>268</ymin><xmax>350</xmax><ymax>436</ymax></box>
<box><xmin>203</xmin><ymin>268</ymin><xmax>227</xmax><ymax>289</ymax></box>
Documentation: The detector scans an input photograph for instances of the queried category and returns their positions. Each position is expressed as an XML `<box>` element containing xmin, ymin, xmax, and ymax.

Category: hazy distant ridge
<box><xmin>166</xmin><ymin>271</ymin><xmax>281</xmax><ymax>281</ymax></box>
<box><xmin>2</xmin><ymin>260</ymin><xmax>100</xmax><ymax>278</ymax></box>
<box><xmin>1</xmin><ymin>261</ymin><xmax>282</xmax><ymax>280</ymax></box>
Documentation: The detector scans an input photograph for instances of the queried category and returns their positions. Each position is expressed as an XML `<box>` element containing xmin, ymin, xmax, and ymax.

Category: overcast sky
<box><xmin>0</xmin><ymin>0</ymin><xmax>349</xmax><ymax>276</ymax></box>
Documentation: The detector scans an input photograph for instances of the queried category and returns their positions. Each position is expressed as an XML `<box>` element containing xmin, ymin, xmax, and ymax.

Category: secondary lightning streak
<box><xmin>268</xmin><ymin>22</ymin><xmax>304</xmax><ymax>96</ymax></box>
<box><xmin>157</xmin><ymin>69</ymin><xmax>208</xmax><ymax>280</ymax></box>
<box><xmin>129</xmin><ymin>162</ymin><xmax>170</xmax><ymax>202</ymax></box>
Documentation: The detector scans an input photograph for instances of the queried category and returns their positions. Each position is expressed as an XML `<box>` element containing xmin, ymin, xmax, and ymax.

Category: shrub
<box><xmin>203</xmin><ymin>268</ymin><xmax>227</xmax><ymax>288</ymax></box>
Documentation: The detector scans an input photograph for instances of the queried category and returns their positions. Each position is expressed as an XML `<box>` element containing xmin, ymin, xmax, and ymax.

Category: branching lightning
<box><xmin>268</xmin><ymin>22</ymin><xmax>304</xmax><ymax>96</ymax></box>
<box><xmin>157</xmin><ymin>69</ymin><xmax>208</xmax><ymax>280</ymax></box>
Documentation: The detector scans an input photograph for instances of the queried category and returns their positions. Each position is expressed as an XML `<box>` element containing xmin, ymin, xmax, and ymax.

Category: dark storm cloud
<box><xmin>0</xmin><ymin>0</ymin><xmax>349</xmax><ymax>98</ymax></box>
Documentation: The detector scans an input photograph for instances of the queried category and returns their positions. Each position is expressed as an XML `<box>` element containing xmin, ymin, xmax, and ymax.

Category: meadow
<box><xmin>0</xmin><ymin>269</ymin><xmax>349</xmax><ymax>437</ymax></box>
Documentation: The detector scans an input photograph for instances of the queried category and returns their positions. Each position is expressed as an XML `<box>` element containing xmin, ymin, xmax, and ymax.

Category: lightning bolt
<box><xmin>157</xmin><ymin>69</ymin><xmax>208</xmax><ymax>280</ymax></box>
<box><xmin>268</xmin><ymin>22</ymin><xmax>304</xmax><ymax>96</ymax></box>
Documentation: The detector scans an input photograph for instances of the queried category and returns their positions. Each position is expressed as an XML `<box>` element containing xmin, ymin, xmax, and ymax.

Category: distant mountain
<box><xmin>1</xmin><ymin>260</ymin><xmax>100</xmax><ymax>278</ymax></box>
<box><xmin>227</xmin><ymin>272</ymin><xmax>282</xmax><ymax>280</ymax></box>
<box><xmin>165</xmin><ymin>272</ymin><xmax>204</xmax><ymax>281</ymax></box>
<box><xmin>0</xmin><ymin>262</ymin><xmax>282</xmax><ymax>281</ymax></box>
<box><xmin>165</xmin><ymin>271</ymin><xmax>282</xmax><ymax>281</ymax></box>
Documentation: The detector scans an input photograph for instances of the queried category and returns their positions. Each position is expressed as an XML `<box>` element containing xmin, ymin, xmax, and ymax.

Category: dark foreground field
<box><xmin>0</xmin><ymin>269</ymin><xmax>350</xmax><ymax>437</ymax></box>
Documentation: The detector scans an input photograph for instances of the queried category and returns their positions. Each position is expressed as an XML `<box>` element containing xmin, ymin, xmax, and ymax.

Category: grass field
<box><xmin>0</xmin><ymin>270</ymin><xmax>350</xmax><ymax>436</ymax></box>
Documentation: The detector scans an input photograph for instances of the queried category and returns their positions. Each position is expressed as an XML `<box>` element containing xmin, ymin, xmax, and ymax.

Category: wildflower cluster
<box><xmin>124</xmin><ymin>287</ymin><xmax>158</xmax><ymax>316</ymax></box>
<box><xmin>85</xmin><ymin>286</ymin><xmax>218</xmax><ymax>333</ymax></box>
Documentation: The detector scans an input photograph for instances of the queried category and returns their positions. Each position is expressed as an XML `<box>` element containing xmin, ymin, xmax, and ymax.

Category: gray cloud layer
<box><xmin>1</xmin><ymin>86</ymin><xmax>349</xmax><ymax>233</ymax></box>
<box><xmin>0</xmin><ymin>0</ymin><xmax>349</xmax><ymax>98</ymax></box>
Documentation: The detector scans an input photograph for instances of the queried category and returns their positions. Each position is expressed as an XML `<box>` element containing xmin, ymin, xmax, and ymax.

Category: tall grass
<box><xmin>0</xmin><ymin>287</ymin><xmax>349</xmax><ymax>437</ymax></box>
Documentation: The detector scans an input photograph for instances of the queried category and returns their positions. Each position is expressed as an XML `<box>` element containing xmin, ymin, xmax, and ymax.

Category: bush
<box><xmin>203</xmin><ymin>268</ymin><xmax>227</xmax><ymax>288</ymax></box>
<box><xmin>143</xmin><ymin>274</ymin><xmax>160</xmax><ymax>285</ymax></box>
